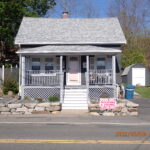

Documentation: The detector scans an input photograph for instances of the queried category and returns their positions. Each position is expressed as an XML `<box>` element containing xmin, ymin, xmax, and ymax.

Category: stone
<box><xmin>90</xmin><ymin>112</ymin><xmax>100</xmax><ymax>116</ymax></box>
<box><xmin>8</xmin><ymin>104</ymin><xmax>22</xmax><ymax>109</ymax></box>
<box><xmin>12</xmin><ymin>112</ymin><xmax>23</xmax><ymax>115</ymax></box>
<box><xmin>24</xmin><ymin>112</ymin><xmax>32</xmax><ymax>115</ymax></box>
<box><xmin>51</xmin><ymin>111</ymin><xmax>60</xmax><ymax>114</ymax></box>
<box><xmin>45</xmin><ymin>107</ymin><xmax>53</xmax><ymax>112</ymax></box>
<box><xmin>10</xmin><ymin>109</ymin><xmax>16</xmax><ymax>112</ymax></box>
<box><xmin>37</xmin><ymin>103</ymin><xmax>50</xmax><ymax>107</ymax></box>
<box><xmin>8</xmin><ymin>91</ymin><xmax>14</xmax><ymax>97</ymax></box>
<box><xmin>130</xmin><ymin>112</ymin><xmax>138</xmax><ymax>116</ymax></box>
<box><xmin>1</xmin><ymin>112</ymin><xmax>11</xmax><ymax>115</ymax></box>
<box><xmin>16</xmin><ymin>107</ymin><xmax>28</xmax><ymax>112</ymax></box>
<box><xmin>15</xmin><ymin>95</ymin><xmax>21</xmax><ymax>100</ymax></box>
<box><xmin>34</xmin><ymin>106</ymin><xmax>45</xmax><ymax>112</ymax></box>
<box><xmin>103</xmin><ymin>112</ymin><xmax>115</xmax><ymax>116</ymax></box>
<box><xmin>112</xmin><ymin>107</ymin><xmax>122</xmax><ymax>112</ymax></box>
<box><xmin>128</xmin><ymin>108</ymin><xmax>138</xmax><ymax>112</ymax></box>
<box><xmin>0</xmin><ymin>103</ymin><xmax>5</xmax><ymax>107</ymax></box>
<box><xmin>0</xmin><ymin>107</ymin><xmax>10</xmax><ymax>112</ymax></box>
<box><xmin>88</xmin><ymin>104</ymin><xmax>99</xmax><ymax>108</ymax></box>
<box><xmin>24</xmin><ymin>103</ymin><xmax>37</xmax><ymax>109</ymax></box>
<box><xmin>121</xmin><ymin>107</ymin><xmax>128</xmax><ymax>113</ymax></box>
<box><xmin>50</xmin><ymin>102</ymin><xmax>60</xmax><ymax>106</ymax></box>
<box><xmin>0</xmin><ymin>88</ymin><xmax>3</xmax><ymax>96</ymax></box>
<box><xmin>51</xmin><ymin>105</ymin><xmax>61</xmax><ymax>111</ymax></box>
<box><xmin>28</xmin><ymin>109</ymin><xmax>34</xmax><ymax>113</ymax></box>
<box><xmin>126</xmin><ymin>101</ymin><xmax>139</xmax><ymax>107</ymax></box>
<box><xmin>116</xmin><ymin>103</ymin><xmax>125</xmax><ymax>108</ymax></box>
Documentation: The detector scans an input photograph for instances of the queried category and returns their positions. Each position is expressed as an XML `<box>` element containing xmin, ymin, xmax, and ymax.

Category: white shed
<box><xmin>121</xmin><ymin>64</ymin><xmax>150</xmax><ymax>86</ymax></box>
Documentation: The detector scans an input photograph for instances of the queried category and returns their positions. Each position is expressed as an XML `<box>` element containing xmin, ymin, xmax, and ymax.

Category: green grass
<box><xmin>135</xmin><ymin>87</ymin><xmax>150</xmax><ymax>98</ymax></box>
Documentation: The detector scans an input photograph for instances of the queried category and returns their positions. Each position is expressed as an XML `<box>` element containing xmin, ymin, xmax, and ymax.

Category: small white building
<box><xmin>15</xmin><ymin>13</ymin><xmax>126</xmax><ymax>109</ymax></box>
<box><xmin>122</xmin><ymin>64</ymin><xmax>150</xmax><ymax>86</ymax></box>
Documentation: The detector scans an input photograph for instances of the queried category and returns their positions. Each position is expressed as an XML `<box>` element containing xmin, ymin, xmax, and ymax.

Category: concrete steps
<box><xmin>62</xmin><ymin>88</ymin><xmax>88</xmax><ymax>110</ymax></box>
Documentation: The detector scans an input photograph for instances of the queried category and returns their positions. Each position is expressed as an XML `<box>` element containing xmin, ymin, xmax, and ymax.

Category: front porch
<box><xmin>19</xmin><ymin>53</ymin><xmax>117</xmax><ymax>107</ymax></box>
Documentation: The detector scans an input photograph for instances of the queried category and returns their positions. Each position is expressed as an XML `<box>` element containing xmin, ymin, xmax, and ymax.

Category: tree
<box><xmin>0</xmin><ymin>0</ymin><xmax>56</xmax><ymax>65</ymax></box>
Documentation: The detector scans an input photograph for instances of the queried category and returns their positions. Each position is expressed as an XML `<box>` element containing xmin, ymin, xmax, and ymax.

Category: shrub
<box><xmin>3</xmin><ymin>78</ymin><xmax>19</xmax><ymax>94</ymax></box>
<box><xmin>35</xmin><ymin>97</ymin><xmax>43</xmax><ymax>103</ymax></box>
<box><xmin>48</xmin><ymin>96</ymin><xmax>59</xmax><ymax>102</ymax></box>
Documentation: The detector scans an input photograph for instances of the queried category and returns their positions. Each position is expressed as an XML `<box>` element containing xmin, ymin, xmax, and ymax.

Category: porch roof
<box><xmin>17</xmin><ymin>45</ymin><xmax>121</xmax><ymax>55</ymax></box>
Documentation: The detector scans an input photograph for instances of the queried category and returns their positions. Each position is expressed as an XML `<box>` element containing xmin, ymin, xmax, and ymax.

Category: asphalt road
<box><xmin>0</xmin><ymin>98</ymin><xmax>150</xmax><ymax>150</ymax></box>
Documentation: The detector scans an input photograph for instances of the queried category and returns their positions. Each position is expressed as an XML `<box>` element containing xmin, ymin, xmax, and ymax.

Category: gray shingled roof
<box><xmin>17</xmin><ymin>45</ymin><xmax>121</xmax><ymax>54</ymax></box>
<box><xmin>15</xmin><ymin>17</ymin><xmax>126</xmax><ymax>45</ymax></box>
<box><xmin>122</xmin><ymin>64</ymin><xmax>135</xmax><ymax>76</ymax></box>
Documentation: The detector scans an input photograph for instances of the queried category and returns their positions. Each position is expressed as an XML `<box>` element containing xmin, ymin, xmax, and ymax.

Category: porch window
<box><xmin>96</xmin><ymin>58</ymin><xmax>105</xmax><ymax>69</ymax></box>
<box><xmin>45</xmin><ymin>58</ymin><xmax>54</xmax><ymax>71</ymax></box>
<box><xmin>32</xmin><ymin>58</ymin><xmax>40</xmax><ymax>70</ymax></box>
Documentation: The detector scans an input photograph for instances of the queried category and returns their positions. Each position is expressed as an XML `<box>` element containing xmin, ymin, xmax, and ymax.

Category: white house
<box><xmin>15</xmin><ymin>13</ymin><xmax>126</xmax><ymax>109</ymax></box>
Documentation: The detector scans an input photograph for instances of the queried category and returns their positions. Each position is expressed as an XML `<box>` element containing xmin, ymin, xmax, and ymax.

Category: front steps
<box><xmin>62</xmin><ymin>88</ymin><xmax>88</xmax><ymax>110</ymax></box>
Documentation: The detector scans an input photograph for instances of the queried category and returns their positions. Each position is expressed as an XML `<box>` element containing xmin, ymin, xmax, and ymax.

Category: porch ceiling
<box><xmin>17</xmin><ymin>45</ymin><xmax>121</xmax><ymax>55</ymax></box>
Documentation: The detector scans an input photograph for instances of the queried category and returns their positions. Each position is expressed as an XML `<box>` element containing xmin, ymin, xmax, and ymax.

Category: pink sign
<box><xmin>100</xmin><ymin>98</ymin><xmax>116</xmax><ymax>110</ymax></box>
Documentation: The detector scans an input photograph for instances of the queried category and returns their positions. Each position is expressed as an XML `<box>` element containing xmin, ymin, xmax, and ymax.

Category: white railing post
<box><xmin>86</xmin><ymin>55</ymin><xmax>89</xmax><ymax>104</ymax></box>
<box><xmin>2</xmin><ymin>65</ymin><xmax>4</xmax><ymax>83</ymax></box>
<box><xmin>112</xmin><ymin>55</ymin><xmax>116</xmax><ymax>85</ymax></box>
<box><xmin>22</xmin><ymin>56</ymin><xmax>25</xmax><ymax>86</ymax></box>
<box><xmin>60</xmin><ymin>56</ymin><xmax>63</xmax><ymax>103</ymax></box>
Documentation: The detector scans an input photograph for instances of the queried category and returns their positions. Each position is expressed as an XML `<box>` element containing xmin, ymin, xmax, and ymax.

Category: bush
<box><xmin>3</xmin><ymin>78</ymin><xmax>19</xmax><ymax>94</ymax></box>
<box><xmin>48</xmin><ymin>96</ymin><xmax>59</xmax><ymax>102</ymax></box>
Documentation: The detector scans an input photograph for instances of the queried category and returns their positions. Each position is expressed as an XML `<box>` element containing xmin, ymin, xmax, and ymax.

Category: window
<box><xmin>96</xmin><ymin>58</ymin><xmax>105</xmax><ymax>69</ymax></box>
<box><xmin>45</xmin><ymin>58</ymin><xmax>54</xmax><ymax>71</ymax></box>
<box><xmin>32</xmin><ymin>58</ymin><xmax>40</xmax><ymax>70</ymax></box>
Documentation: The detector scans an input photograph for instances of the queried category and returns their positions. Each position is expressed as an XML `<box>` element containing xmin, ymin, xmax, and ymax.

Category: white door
<box><xmin>132</xmin><ymin>68</ymin><xmax>145</xmax><ymax>86</ymax></box>
<box><xmin>67</xmin><ymin>56</ymin><xmax>80</xmax><ymax>85</ymax></box>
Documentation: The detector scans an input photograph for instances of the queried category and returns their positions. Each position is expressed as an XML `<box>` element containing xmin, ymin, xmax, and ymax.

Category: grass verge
<box><xmin>135</xmin><ymin>87</ymin><xmax>150</xmax><ymax>98</ymax></box>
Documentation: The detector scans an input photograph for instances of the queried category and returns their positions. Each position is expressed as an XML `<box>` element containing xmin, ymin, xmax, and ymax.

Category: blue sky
<box><xmin>46</xmin><ymin>0</ymin><xmax>113</xmax><ymax>18</ymax></box>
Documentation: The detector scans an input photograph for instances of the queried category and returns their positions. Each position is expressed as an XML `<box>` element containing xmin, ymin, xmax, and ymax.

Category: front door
<box><xmin>67</xmin><ymin>56</ymin><xmax>80</xmax><ymax>85</ymax></box>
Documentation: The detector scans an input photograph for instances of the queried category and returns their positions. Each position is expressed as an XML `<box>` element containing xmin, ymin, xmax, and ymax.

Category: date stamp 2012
<box><xmin>115</xmin><ymin>131</ymin><xmax>148</xmax><ymax>137</ymax></box>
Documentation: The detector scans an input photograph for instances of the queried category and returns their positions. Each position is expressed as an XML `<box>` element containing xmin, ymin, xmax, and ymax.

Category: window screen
<box><xmin>32</xmin><ymin>58</ymin><xmax>40</xmax><ymax>70</ymax></box>
<box><xmin>96</xmin><ymin>58</ymin><xmax>105</xmax><ymax>69</ymax></box>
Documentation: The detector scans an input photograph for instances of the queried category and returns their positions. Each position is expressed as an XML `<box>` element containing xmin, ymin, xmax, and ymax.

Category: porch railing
<box><xmin>89</xmin><ymin>69</ymin><xmax>113</xmax><ymax>85</ymax></box>
<box><xmin>25</xmin><ymin>70</ymin><xmax>60</xmax><ymax>86</ymax></box>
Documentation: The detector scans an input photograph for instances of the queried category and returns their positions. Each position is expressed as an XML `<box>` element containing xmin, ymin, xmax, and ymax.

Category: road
<box><xmin>0</xmin><ymin>98</ymin><xmax>150</xmax><ymax>150</ymax></box>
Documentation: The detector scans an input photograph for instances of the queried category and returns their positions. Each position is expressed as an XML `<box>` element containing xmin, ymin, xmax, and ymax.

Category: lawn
<box><xmin>135</xmin><ymin>87</ymin><xmax>150</xmax><ymax>98</ymax></box>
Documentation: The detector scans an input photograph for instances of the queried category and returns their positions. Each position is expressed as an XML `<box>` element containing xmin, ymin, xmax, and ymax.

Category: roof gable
<box><xmin>15</xmin><ymin>17</ymin><xmax>127</xmax><ymax>45</ymax></box>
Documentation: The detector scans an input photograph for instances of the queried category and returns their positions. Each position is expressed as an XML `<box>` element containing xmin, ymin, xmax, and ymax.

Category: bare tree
<box><xmin>108</xmin><ymin>0</ymin><xmax>149</xmax><ymax>37</ymax></box>
<box><xmin>80</xmin><ymin>1</ymin><xmax>100</xmax><ymax>18</ymax></box>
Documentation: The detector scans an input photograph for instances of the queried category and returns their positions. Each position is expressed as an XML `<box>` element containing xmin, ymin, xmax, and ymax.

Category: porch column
<box><xmin>60</xmin><ymin>55</ymin><xmax>63</xmax><ymax>103</ymax></box>
<box><xmin>19</xmin><ymin>54</ymin><xmax>22</xmax><ymax>95</ymax></box>
<box><xmin>86</xmin><ymin>55</ymin><xmax>89</xmax><ymax>103</ymax></box>
<box><xmin>22</xmin><ymin>56</ymin><xmax>25</xmax><ymax>86</ymax></box>
<box><xmin>112</xmin><ymin>55</ymin><xmax>116</xmax><ymax>85</ymax></box>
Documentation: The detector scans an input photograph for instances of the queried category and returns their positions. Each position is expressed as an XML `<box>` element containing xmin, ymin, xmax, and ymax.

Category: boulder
<box><xmin>34</xmin><ymin>106</ymin><xmax>45</xmax><ymax>112</ymax></box>
<box><xmin>28</xmin><ymin>109</ymin><xmax>34</xmax><ymax>113</ymax></box>
<box><xmin>8</xmin><ymin>104</ymin><xmax>22</xmax><ymax>109</ymax></box>
<box><xmin>51</xmin><ymin>106</ymin><xmax>61</xmax><ymax>111</ymax></box>
<box><xmin>51</xmin><ymin>111</ymin><xmax>60</xmax><ymax>114</ymax></box>
<box><xmin>1</xmin><ymin>112</ymin><xmax>11</xmax><ymax>115</ymax></box>
<box><xmin>24</xmin><ymin>112</ymin><xmax>32</xmax><ymax>115</ymax></box>
<box><xmin>8</xmin><ymin>91</ymin><xmax>14</xmax><ymax>97</ymax></box>
<box><xmin>16</xmin><ymin>107</ymin><xmax>28</xmax><ymax>112</ymax></box>
<box><xmin>0</xmin><ymin>88</ymin><xmax>3</xmax><ymax>96</ymax></box>
<box><xmin>103</xmin><ymin>112</ymin><xmax>115</xmax><ymax>116</ymax></box>
<box><xmin>24</xmin><ymin>103</ymin><xmax>37</xmax><ymax>109</ymax></box>
<box><xmin>116</xmin><ymin>103</ymin><xmax>125</xmax><ymax>108</ymax></box>
<box><xmin>0</xmin><ymin>103</ymin><xmax>5</xmax><ymax>107</ymax></box>
<box><xmin>37</xmin><ymin>103</ymin><xmax>50</xmax><ymax>107</ymax></box>
<box><xmin>50</xmin><ymin>102</ymin><xmax>60</xmax><ymax>106</ymax></box>
<box><xmin>10</xmin><ymin>109</ymin><xmax>16</xmax><ymax>113</ymax></box>
<box><xmin>90</xmin><ymin>112</ymin><xmax>100</xmax><ymax>116</ymax></box>
<box><xmin>12</xmin><ymin>112</ymin><xmax>23</xmax><ymax>115</ymax></box>
<box><xmin>121</xmin><ymin>107</ymin><xmax>128</xmax><ymax>113</ymax></box>
<box><xmin>126</xmin><ymin>101</ymin><xmax>139</xmax><ymax>107</ymax></box>
<box><xmin>0</xmin><ymin>107</ymin><xmax>10</xmax><ymax>112</ymax></box>
<box><xmin>129</xmin><ymin>112</ymin><xmax>138</xmax><ymax>116</ymax></box>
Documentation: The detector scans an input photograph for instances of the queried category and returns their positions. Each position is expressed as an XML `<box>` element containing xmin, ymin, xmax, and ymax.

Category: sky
<box><xmin>46</xmin><ymin>0</ymin><xmax>113</xmax><ymax>18</ymax></box>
